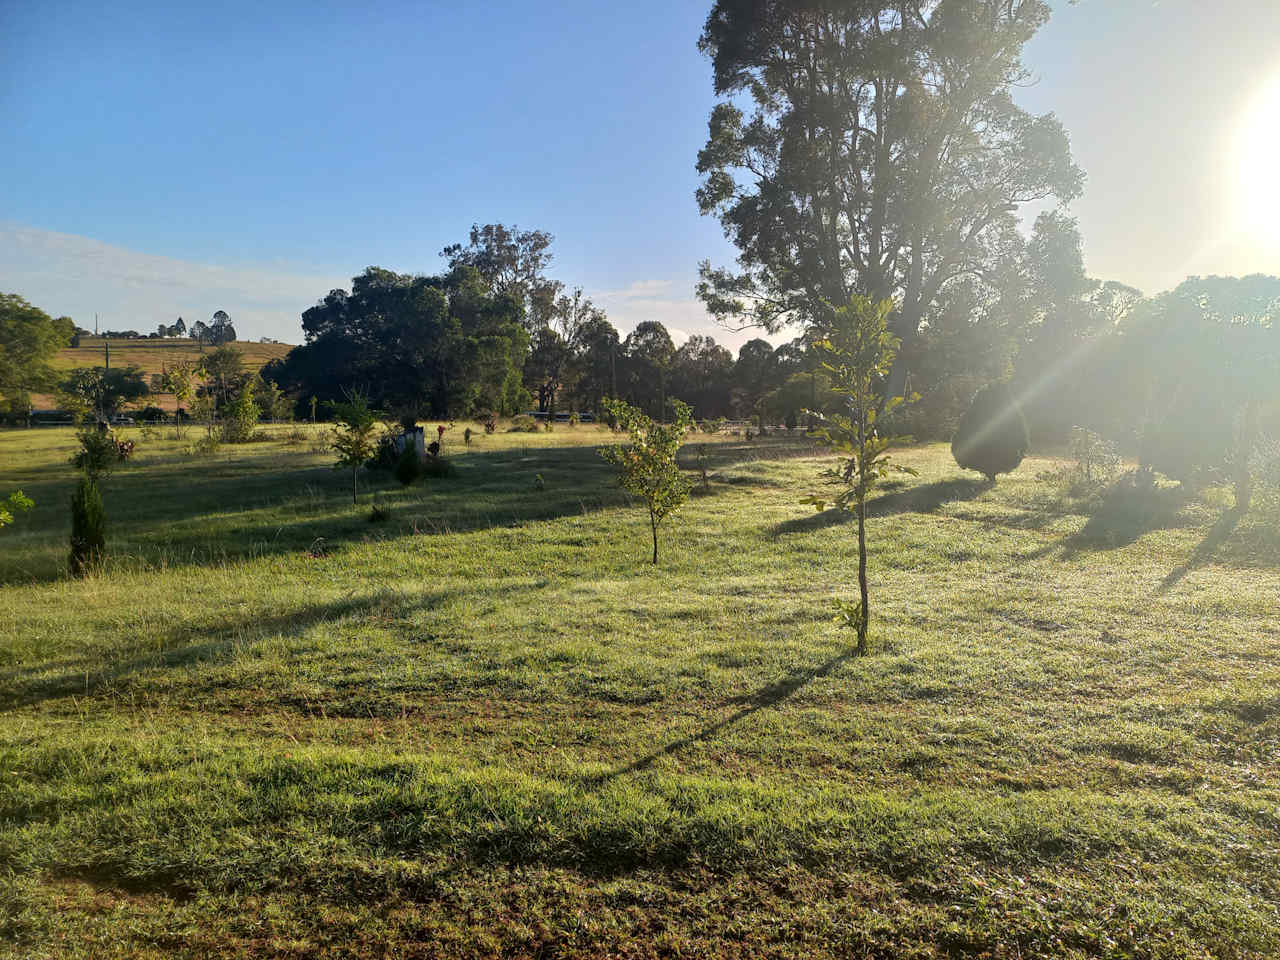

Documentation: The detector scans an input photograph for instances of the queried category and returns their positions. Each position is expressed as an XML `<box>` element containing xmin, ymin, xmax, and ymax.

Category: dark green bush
<box><xmin>421</xmin><ymin>455</ymin><xmax>455</xmax><ymax>479</ymax></box>
<box><xmin>69</xmin><ymin>476</ymin><xmax>105</xmax><ymax>577</ymax></box>
<box><xmin>951</xmin><ymin>383</ymin><xmax>1029</xmax><ymax>482</ymax></box>
<box><xmin>507</xmin><ymin>414</ymin><xmax>538</xmax><ymax>433</ymax></box>
<box><xmin>394</xmin><ymin>445</ymin><xmax>420</xmax><ymax>485</ymax></box>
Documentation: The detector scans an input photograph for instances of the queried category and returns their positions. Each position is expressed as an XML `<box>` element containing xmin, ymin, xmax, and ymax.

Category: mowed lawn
<box><xmin>0</xmin><ymin>424</ymin><xmax>1277</xmax><ymax>958</ymax></box>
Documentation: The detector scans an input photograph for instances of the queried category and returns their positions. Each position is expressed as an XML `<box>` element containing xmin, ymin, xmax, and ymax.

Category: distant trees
<box><xmin>269</xmin><ymin>265</ymin><xmax>530</xmax><ymax>418</ymax></box>
<box><xmin>190</xmin><ymin>310</ymin><xmax>236</xmax><ymax>346</ymax></box>
<box><xmin>0</xmin><ymin>293</ymin><xmax>75</xmax><ymax>418</ymax></box>
<box><xmin>621</xmin><ymin>322</ymin><xmax>675</xmax><ymax>419</ymax></box>
<box><xmin>56</xmin><ymin>366</ymin><xmax>149</xmax><ymax>421</ymax></box>
<box><xmin>669</xmin><ymin>335</ymin><xmax>734</xmax><ymax>420</ymax></box>
<box><xmin>1125</xmin><ymin>276</ymin><xmax>1280</xmax><ymax>501</ymax></box>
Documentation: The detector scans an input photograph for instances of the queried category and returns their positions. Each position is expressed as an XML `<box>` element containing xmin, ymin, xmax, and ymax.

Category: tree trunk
<box><xmin>352</xmin><ymin>464</ymin><xmax>358</xmax><ymax>505</ymax></box>
<box><xmin>1235</xmin><ymin>402</ymin><xmax>1258</xmax><ymax>514</ymax></box>
<box><xmin>651</xmin><ymin>510</ymin><xmax>659</xmax><ymax>565</ymax></box>
<box><xmin>856</xmin><ymin>498</ymin><xmax>869</xmax><ymax>654</ymax></box>
<box><xmin>884</xmin><ymin>302</ymin><xmax>922</xmax><ymax>400</ymax></box>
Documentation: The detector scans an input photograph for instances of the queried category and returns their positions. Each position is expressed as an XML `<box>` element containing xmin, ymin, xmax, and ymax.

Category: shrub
<box><xmin>508</xmin><ymin>414</ymin><xmax>539</xmax><ymax>433</ymax></box>
<box><xmin>1037</xmin><ymin>427</ymin><xmax>1122</xmax><ymax>500</ymax></box>
<box><xmin>368</xmin><ymin>424</ymin><xmax>407</xmax><ymax>471</ymax></box>
<box><xmin>568</xmin><ymin>412</ymin><xmax>580</xmax><ymax>427</ymax></box>
<box><xmin>394</xmin><ymin>445</ymin><xmax>421</xmax><ymax>485</ymax></box>
<box><xmin>137</xmin><ymin>405</ymin><xmax>167</xmax><ymax>423</ymax></box>
<box><xmin>483</xmin><ymin>413</ymin><xmax>497</xmax><ymax>434</ymax></box>
<box><xmin>71</xmin><ymin>428</ymin><xmax>119</xmax><ymax>479</ymax></box>
<box><xmin>114</xmin><ymin>438</ymin><xmax>135</xmax><ymax>461</ymax></box>
<box><xmin>421</xmin><ymin>455</ymin><xmax>455</xmax><ymax>479</ymax></box>
<box><xmin>190</xmin><ymin>430</ymin><xmax>221</xmax><ymax>457</ymax></box>
<box><xmin>951</xmin><ymin>383</ymin><xmax>1029</xmax><ymax>482</ymax></box>
<box><xmin>1140</xmin><ymin>397</ymin><xmax>1235</xmax><ymax>490</ymax></box>
<box><xmin>221</xmin><ymin>389</ymin><xmax>260</xmax><ymax>443</ymax></box>
<box><xmin>69</xmin><ymin>476</ymin><xmax>105</xmax><ymax>576</ymax></box>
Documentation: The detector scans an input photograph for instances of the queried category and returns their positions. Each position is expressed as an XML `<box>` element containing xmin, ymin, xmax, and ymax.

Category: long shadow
<box><xmin>0</xmin><ymin>592</ymin><xmax>425</xmax><ymax>711</ymax></box>
<box><xmin>586</xmin><ymin>648</ymin><xmax>856</xmax><ymax>784</ymax></box>
<box><xmin>770</xmin><ymin>476</ymin><xmax>990</xmax><ymax>537</ymax></box>
<box><xmin>1157</xmin><ymin>507</ymin><xmax>1243</xmax><ymax>593</ymax></box>
<box><xmin>1058</xmin><ymin>478</ymin><xmax>1192</xmax><ymax>557</ymax></box>
<box><xmin>0</xmin><ymin>442</ymin><xmax>642</xmax><ymax>585</ymax></box>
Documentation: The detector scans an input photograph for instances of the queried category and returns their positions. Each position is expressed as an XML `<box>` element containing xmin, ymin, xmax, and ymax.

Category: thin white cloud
<box><xmin>591</xmin><ymin>277</ymin><xmax>791</xmax><ymax>353</ymax></box>
<box><xmin>0</xmin><ymin>223</ymin><xmax>347</xmax><ymax>342</ymax></box>
<box><xmin>0</xmin><ymin>224</ymin><xmax>796</xmax><ymax>356</ymax></box>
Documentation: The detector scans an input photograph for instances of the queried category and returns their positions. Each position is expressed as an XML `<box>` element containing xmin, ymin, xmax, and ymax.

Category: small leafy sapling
<box><xmin>221</xmin><ymin>388</ymin><xmax>260</xmax><ymax>443</ymax></box>
<box><xmin>71</xmin><ymin>427</ymin><xmax>119</xmax><ymax>480</ymax></box>
<box><xmin>329</xmin><ymin>391</ymin><xmax>379</xmax><ymax>504</ymax></box>
<box><xmin>600</xmin><ymin>397</ymin><xmax>694</xmax><ymax>564</ymax></box>
<box><xmin>0</xmin><ymin>490</ymin><xmax>33</xmax><ymax>530</ymax></box>
<box><xmin>802</xmin><ymin>296</ymin><xmax>917</xmax><ymax>655</ymax></box>
<box><xmin>160</xmin><ymin>360</ymin><xmax>204</xmax><ymax>437</ymax></box>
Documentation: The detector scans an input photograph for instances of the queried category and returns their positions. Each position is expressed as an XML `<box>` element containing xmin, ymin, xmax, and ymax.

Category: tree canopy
<box><xmin>269</xmin><ymin>265</ymin><xmax>531</xmax><ymax>418</ymax></box>
<box><xmin>0</xmin><ymin>294</ymin><xmax>75</xmax><ymax>415</ymax></box>
<box><xmin>696</xmin><ymin>0</ymin><xmax>1083</xmax><ymax>397</ymax></box>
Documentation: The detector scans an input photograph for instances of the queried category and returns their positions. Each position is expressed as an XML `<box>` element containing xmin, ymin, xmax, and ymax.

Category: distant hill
<box><xmin>51</xmin><ymin>336</ymin><xmax>295</xmax><ymax>375</ymax></box>
<box><xmin>34</xmin><ymin>337</ymin><xmax>296</xmax><ymax>413</ymax></box>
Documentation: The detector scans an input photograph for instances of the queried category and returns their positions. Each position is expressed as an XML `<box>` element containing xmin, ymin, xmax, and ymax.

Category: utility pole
<box><xmin>94</xmin><ymin>313</ymin><xmax>99</xmax><ymax>336</ymax></box>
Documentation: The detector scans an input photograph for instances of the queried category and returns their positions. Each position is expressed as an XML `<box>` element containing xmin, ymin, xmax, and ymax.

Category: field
<box><xmin>49</xmin><ymin>337</ymin><xmax>295</xmax><ymax>375</ymax></box>
<box><xmin>0</xmin><ymin>424</ymin><xmax>1277</xmax><ymax>958</ymax></box>
<box><xmin>32</xmin><ymin>337</ymin><xmax>295</xmax><ymax>413</ymax></box>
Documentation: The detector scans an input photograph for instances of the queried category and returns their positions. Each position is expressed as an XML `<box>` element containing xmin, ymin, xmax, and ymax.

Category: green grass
<box><xmin>1</xmin><ymin>424</ymin><xmax>1277</xmax><ymax>958</ymax></box>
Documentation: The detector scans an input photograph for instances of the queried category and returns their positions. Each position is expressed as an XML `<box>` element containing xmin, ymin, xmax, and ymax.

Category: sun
<box><xmin>1232</xmin><ymin>71</ymin><xmax>1280</xmax><ymax>252</ymax></box>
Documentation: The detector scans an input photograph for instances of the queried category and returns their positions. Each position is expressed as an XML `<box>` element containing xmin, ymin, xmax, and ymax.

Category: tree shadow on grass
<box><xmin>1157</xmin><ymin>507</ymin><xmax>1244</xmax><ymax>593</ymax></box>
<box><xmin>770</xmin><ymin>476</ymin><xmax>991</xmax><ymax>538</ymax></box>
<box><xmin>0</xmin><ymin>593</ymin><xmax>417</xmax><ymax>711</ymax></box>
<box><xmin>0</xmin><ymin>443</ymin><xmax>636</xmax><ymax>585</ymax></box>
<box><xmin>585</xmin><ymin>648</ymin><xmax>857</xmax><ymax>784</ymax></box>
<box><xmin>1057</xmin><ymin>478</ymin><xmax>1192</xmax><ymax>557</ymax></box>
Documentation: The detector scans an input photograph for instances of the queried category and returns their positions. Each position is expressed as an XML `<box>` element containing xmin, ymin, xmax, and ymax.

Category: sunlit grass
<box><xmin>0</xmin><ymin>425</ymin><xmax>1277</xmax><ymax>958</ymax></box>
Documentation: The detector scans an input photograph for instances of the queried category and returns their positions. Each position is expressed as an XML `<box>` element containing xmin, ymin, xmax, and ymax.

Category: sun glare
<box><xmin>1233</xmin><ymin>71</ymin><xmax>1280</xmax><ymax>251</ymax></box>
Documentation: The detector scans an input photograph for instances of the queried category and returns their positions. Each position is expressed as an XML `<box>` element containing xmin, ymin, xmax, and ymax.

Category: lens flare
<box><xmin>1233</xmin><ymin>71</ymin><xmax>1280</xmax><ymax>252</ymax></box>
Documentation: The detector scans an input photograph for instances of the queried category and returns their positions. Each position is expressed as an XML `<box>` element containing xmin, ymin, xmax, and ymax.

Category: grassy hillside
<box><xmin>51</xmin><ymin>336</ymin><xmax>295</xmax><ymax>375</ymax></box>
<box><xmin>0</xmin><ymin>425</ymin><xmax>1277</xmax><ymax>958</ymax></box>
<box><xmin>32</xmin><ymin>337</ymin><xmax>296</xmax><ymax>413</ymax></box>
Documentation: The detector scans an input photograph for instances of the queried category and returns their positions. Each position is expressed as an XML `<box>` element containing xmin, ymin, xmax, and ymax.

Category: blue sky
<box><xmin>2</xmin><ymin>0</ymin><xmax>1278</xmax><ymax>346</ymax></box>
